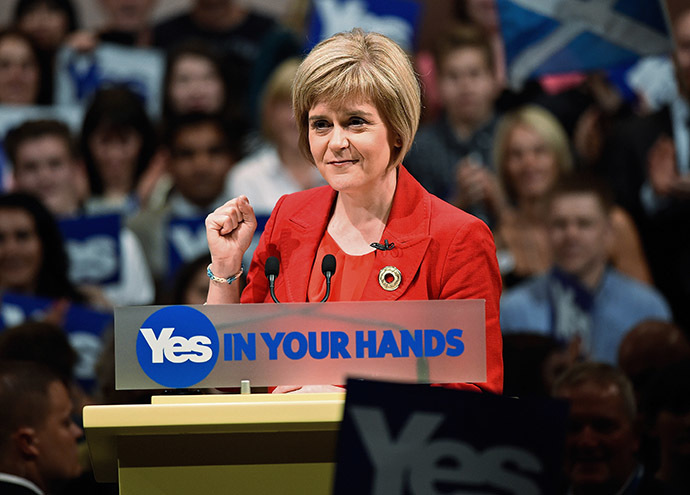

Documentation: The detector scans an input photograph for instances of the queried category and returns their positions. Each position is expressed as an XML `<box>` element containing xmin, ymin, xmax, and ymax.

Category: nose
<box><xmin>72</xmin><ymin>420</ymin><xmax>84</xmax><ymax>440</ymax></box>
<box><xmin>328</xmin><ymin>124</ymin><xmax>349</xmax><ymax>151</ymax></box>
<box><xmin>574</xmin><ymin>424</ymin><xmax>600</xmax><ymax>448</ymax></box>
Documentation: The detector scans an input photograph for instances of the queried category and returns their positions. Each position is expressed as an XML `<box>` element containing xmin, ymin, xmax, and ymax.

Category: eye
<box><xmin>348</xmin><ymin>117</ymin><xmax>367</xmax><ymax>127</ymax></box>
<box><xmin>310</xmin><ymin>119</ymin><xmax>331</xmax><ymax>131</ymax></box>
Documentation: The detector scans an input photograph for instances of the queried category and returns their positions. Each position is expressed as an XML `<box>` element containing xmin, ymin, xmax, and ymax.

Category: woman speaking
<box><xmin>205</xmin><ymin>29</ymin><xmax>502</xmax><ymax>394</ymax></box>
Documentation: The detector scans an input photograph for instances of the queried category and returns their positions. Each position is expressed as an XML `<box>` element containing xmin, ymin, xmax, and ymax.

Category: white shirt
<box><xmin>0</xmin><ymin>473</ymin><xmax>43</xmax><ymax>495</ymax></box>
<box><xmin>225</xmin><ymin>145</ymin><xmax>325</xmax><ymax>215</ymax></box>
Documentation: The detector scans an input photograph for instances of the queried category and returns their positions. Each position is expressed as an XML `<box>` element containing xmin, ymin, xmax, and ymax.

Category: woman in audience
<box><xmin>493</xmin><ymin>105</ymin><xmax>652</xmax><ymax>286</ymax></box>
<box><xmin>0</xmin><ymin>192</ymin><xmax>84</xmax><ymax>302</ymax></box>
<box><xmin>162</xmin><ymin>40</ymin><xmax>233</xmax><ymax>121</ymax></box>
<box><xmin>13</xmin><ymin>0</ymin><xmax>79</xmax><ymax>104</ymax></box>
<box><xmin>80</xmin><ymin>86</ymin><xmax>160</xmax><ymax>216</ymax></box>
<box><xmin>0</xmin><ymin>29</ymin><xmax>41</xmax><ymax>106</ymax></box>
<box><xmin>227</xmin><ymin>57</ymin><xmax>324</xmax><ymax>215</ymax></box>
<box><xmin>166</xmin><ymin>253</ymin><xmax>214</xmax><ymax>305</ymax></box>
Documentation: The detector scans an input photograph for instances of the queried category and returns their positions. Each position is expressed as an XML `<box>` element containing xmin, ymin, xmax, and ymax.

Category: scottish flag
<box><xmin>306</xmin><ymin>0</ymin><xmax>422</xmax><ymax>51</ymax></box>
<box><xmin>498</xmin><ymin>0</ymin><xmax>672</xmax><ymax>88</ymax></box>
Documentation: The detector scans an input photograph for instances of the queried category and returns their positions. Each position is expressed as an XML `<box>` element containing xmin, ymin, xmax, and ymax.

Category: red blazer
<box><xmin>241</xmin><ymin>166</ymin><xmax>503</xmax><ymax>394</ymax></box>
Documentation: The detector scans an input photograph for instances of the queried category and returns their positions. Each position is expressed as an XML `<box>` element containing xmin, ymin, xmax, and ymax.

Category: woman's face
<box><xmin>504</xmin><ymin>124</ymin><xmax>559</xmax><ymax>201</ymax></box>
<box><xmin>168</xmin><ymin>54</ymin><xmax>225</xmax><ymax>114</ymax></box>
<box><xmin>17</xmin><ymin>3</ymin><xmax>70</xmax><ymax>51</ymax></box>
<box><xmin>308</xmin><ymin>98</ymin><xmax>399</xmax><ymax>196</ymax></box>
<box><xmin>267</xmin><ymin>99</ymin><xmax>299</xmax><ymax>151</ymax></box>
<box><xmin>0</xmin><ymin>35</ymin><xmax>39</xmax><ymax>105</ymax></box>
<box><xmin>100</xmin><ymin>0</ymin><xmax>157</xmax><ymax>32</ymax></box>
<box><xmin>89</xmin><ymin>127</ymin><xmax>143</xmax><ymax>194</ymax></box>
<box><xmin>183</xmin><ymin>265</ymin><xmax>212</xmax><ymax>305</ymax></box>
<box><xmin>0</xmin><ymin>207</ymin><xmax>43</xmax><ymax>293</ymax></box>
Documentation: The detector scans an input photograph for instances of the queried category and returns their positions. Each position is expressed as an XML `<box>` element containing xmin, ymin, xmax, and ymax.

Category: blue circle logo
<box><xmin>136</xmin><ymin>306</ymin><xmax>219</xmax><ymax>388</ymax></box>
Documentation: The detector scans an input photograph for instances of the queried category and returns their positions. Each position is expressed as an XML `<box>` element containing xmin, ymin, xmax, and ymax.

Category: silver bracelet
<box><xmin>207</xmin><ymin>264</ymin><xmax>244</xmax><ymax>285</ymax></box>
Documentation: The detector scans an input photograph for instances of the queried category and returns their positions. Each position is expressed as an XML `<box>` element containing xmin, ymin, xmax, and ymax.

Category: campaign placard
<box><xmin>167</xmin><ymin>215</ymin><xmax>209</xmax><ymax>278</ymax></box>
<box><xmin>59</xmin><ymin>213</ymin><xmax>122</xmax><ymax>285</ymax></box>
<box><xmin>115</xmin><ymin>300</ymin><xmax>486</xmax><ymax>390</ymax></box>
<box><xmin>54</xmin><ymin>43</ymin><xmax>164</xmax><ymax>118</ymax></box>
<box><xmin>0</xmin><ymin>292</ymin><xmax>113</xmax><ymax>392</ymax></box>
<box><xmin>333</xmin><ymin>379</ymin><xmax>568</xmax><ymax>495</ymax></box>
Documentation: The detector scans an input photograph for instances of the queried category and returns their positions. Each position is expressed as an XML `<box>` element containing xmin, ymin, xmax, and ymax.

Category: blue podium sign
<box><xmin>115</xmin><ymin>300</ymin><xmax>486</xmax><ymax>390</ymax></box>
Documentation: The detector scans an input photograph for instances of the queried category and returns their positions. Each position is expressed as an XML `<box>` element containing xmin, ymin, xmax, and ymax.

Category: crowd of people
<box><xmin>0</xmin><ymin>0</ymin><xmax>689</xmax><ymax>494</ymax></box>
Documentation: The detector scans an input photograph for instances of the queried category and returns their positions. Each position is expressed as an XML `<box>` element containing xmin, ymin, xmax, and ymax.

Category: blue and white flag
<box><xmin>306</xmin><ymin>0</ymin><xmax>422</xmax><ymax>52</ymax></box>
<box><xmin>54</xmin><ymin>42</ymin><xmax>164</xmax><ymax>118</ymax></box>
<box><xmin>498</xmin><ymin>0</ymin><xmax>672</xmax><ymax>88</ymax></box>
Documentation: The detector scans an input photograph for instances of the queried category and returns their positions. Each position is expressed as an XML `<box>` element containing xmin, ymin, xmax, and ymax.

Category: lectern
<box><xmin>84</xmin><ymin>392</ymin><xmax>345</xmax><ymax>494</ymax></box>
<box><xmin>88</xmin><ymin>300</ymin><xmax>486</xmax><ymax>493</ymax></box>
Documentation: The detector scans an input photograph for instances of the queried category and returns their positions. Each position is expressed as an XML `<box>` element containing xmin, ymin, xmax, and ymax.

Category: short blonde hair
<box><xmin>260</xmin><ymin>57</ymin><xmax>302</xmax><ymax>143</ymax></box>
<box><xmin>292</xmin><ymin>29</ymin><xmax>421</xmax><ymax>166</ymax></box>
<box><xmin>493</xmin><ymin>105</ymin><xmax>573</xmax><ymax>203</ymax></box>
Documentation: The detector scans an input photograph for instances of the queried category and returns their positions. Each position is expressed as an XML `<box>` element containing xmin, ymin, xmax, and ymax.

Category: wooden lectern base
<box><xmin>84</xmin><ymin>393</ymin><xmax>346</xmax><ymax>494</ymax></box>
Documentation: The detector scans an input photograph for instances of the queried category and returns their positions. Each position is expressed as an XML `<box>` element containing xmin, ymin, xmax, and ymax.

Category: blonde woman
<box><xmin>493</xmin><ymin>105</ymin><xmax>652</xmax><ymax>286</ymax></box>
<box><xmin>205</xmin><ymin>29</ymin><xmax>503</xmax><ymax>394</ymax></box>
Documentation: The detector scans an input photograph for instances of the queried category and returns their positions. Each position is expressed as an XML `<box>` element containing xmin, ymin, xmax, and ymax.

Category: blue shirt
<box><xmin>500</xmin><ymin>267</ymin><xmax>672</xmax><ymax>364</ymax></box>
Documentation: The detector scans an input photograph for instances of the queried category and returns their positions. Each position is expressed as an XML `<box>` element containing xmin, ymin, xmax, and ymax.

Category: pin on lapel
<box><xmin>378</xmin><ymin>265</ymin><xmax>402</xmax><ymax>291</ymax></box>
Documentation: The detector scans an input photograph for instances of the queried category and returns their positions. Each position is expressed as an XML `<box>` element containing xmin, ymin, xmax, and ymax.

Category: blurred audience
<box><xmin>0</xmin><ymin>321</ymin><xmax>77</xmax><ymax>384</ymax></box>
<box><xmin>0</xmin><ymin>29</ymin><xmax>41</xmax><ymax>106</ymax></box>
<box><xmin>502</xmin><ymin>332</ymin><xmax>578</xmax><ymax>399</ymax></box>
<box><xmin>166</xmin><ymin>253</ymin><xmax>213</xmax><ymax>305</ymax></box>
<box><xmin>12</xmin><ymin>0</ymin><xmax>79</xmax><ymax>104</ymax></box>
<box><xmin>600</xmin><ymin>6</ymin><xmax>690</xmax><ymax>332</ymax></box>
<box><xmin>80</xmin><ymin>86</ymin><xmax>160</xmax><ymax>216</ymax></box>
<box><xmin>6</xmin><ymin>119</ymin><xmax>154</xmax><ymax>306</ymax></box>
<box><xmin>162</xmin><ymin>40</ymin><xmax>233</xmax><ymax>121</ymax></box>
<box><xmin>639</xmin><ymin>359</ymin><xmax>690</xmax><ymax>494</ymax></box>
<box><xmin>501</xmin><ymin>174</ymin><xmax>672</xmax><ymax>364</ymax></box>
<box><xmin>493</xmin><ymin>105</ymin><xmax>652</xmax><ymax>286</ymax></box>
<box><xmin>152</xmin><ymin>0</ymin><xmax>298</xmax><ymax>120</ymax></box>
<box><xmin>552</xmin><ymin>362</ymin><xmax>652</xmax><ymax>495</ymax></box>
<box><xmin>226</xmin><ymin>57</ymin><xmax>323</xmax><ymax>216</ymax></box>
<box><xmin>0</xmin><ymin>191</ymin><xmax>84</xmax><ymax>303</ymax></box>
<box><xmin>128</xmin><ymin>112</ymin><xmax>241</xmax><ymax>282</ymax></box>
<box><xmin>405</xmin><ymin>23</ymin><xmax>503</xmax><ymax>227</ymax></box>
<box><xmin>96</xmin><ymin>0</ymin><xmax>157</xmax><ymax>47</ymax></box>
<box><xmin>0</xmin><ymin>360</ymin><xmax>83</xmax><ymax>495</ymax></box>
<box><xmin>617</xmin><ymin>319</ymin><xmax>690</xmax><ymax>399</ymax></box>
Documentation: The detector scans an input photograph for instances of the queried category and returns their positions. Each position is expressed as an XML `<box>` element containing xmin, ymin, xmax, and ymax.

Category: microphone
<box><xmin>320</xmin><ymin>254</ymin><xmax>336</xmax><ymax>303</ymax></box>
<box><xmin>265</xmin><ymin>256</ymin><xmax>281</xmax><ymax>303</ymax></box>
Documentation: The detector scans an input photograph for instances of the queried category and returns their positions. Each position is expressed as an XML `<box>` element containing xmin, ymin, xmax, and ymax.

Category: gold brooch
<box><xmin>378</xmin><ymin>266</ymin><xmax>402</xmax><ymax>291</ymax></box>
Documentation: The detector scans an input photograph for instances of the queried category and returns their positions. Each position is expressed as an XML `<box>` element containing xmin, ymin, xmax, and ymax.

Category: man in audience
<box><xmin>639</xmin><ymin>359</ymin><xmax>690</xmax><ymax>494</ymax></box>
<box><xmin>128</xmin><ymin>112</ymin><xmax>239</xmax><ymax>282</ymax></box>
<box><xmin>601</xmin><ymin>7</ymin><xmax>690</xmax><ymax>331</ymax></box>
<box><xmin>501</xmin><ymin>175</ymin><xmax>672</xmax><ymax>364</ymax></box>
<box><xmin>617</xmin><ymin>320</ymin><xmax>690</xmax><ymax>399</ymax></box>
<box><xmin>405</xmin><ymin>23</ymin><xmax>503</xmax><ymax>227</ymax></box>
<box><xmin>6</xmin><ymin>119</ymin><xmax>154</xmax><ymax>306</ymax></box>
<box><xmin>552</xmin><ymin>362</ymin><xmax>648</xmax><ymax>495</ymax></box>
<box><xmin>0</xmin><ymin>360</ymin><xmax>83</xmax><ymax>495</ymax></box>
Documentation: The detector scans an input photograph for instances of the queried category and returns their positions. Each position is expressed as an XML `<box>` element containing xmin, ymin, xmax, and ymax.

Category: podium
<box><xmin>83</xmin><ymin>392</ymin><xmax>346</xmax><ymax>494</ymax></box>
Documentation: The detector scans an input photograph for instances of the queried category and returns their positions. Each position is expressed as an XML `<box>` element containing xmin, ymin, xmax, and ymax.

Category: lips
<box><xmin>328</xmin><ymin>159</ymin><xmax>358</xmax><ymax>166</ymax></box>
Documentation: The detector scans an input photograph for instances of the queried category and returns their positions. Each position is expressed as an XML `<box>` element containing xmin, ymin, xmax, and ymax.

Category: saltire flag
<box><xmin>306</xmin><ymin>0</ymin><xmax>422</xmax><ymax>51</ymax></box>
<box><xmin>497</xmin><ymin>0</ymin><xmax>672</xmax><ymax>88</ymax></box>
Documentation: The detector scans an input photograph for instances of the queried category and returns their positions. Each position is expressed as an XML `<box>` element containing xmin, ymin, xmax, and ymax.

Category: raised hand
<box><xmin>205</xmin><ymin>195</ymin><xmax>257</xmax><ymax>277</ymax></box>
